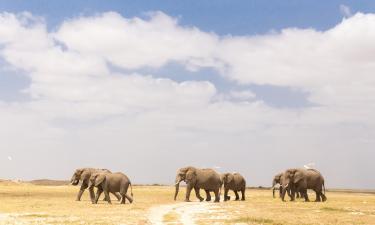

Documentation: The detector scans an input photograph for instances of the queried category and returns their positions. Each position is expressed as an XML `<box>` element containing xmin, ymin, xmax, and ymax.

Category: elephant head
<box><xmin>89</xmin><ymin>173</ymin><xmax>106</xmax><ymax>188</ymax></box>
<box><xmin>70</xmin><ymin>169</ymin><xmax>83</xmax><ymax>185</ymax></box>
<box><xmin>272</xmin><ymin>173</ymin><xmax>282</xmax><ymax>187</ymax></box>
<box><xmin>281</xmin><ymin>169</ymin><xmax>304</xmax><ymax>200</ymax></box>
<box><xmin>272</xmin><ymin>173</ymin><xmax>283</xmax><ymax>198</ymax></box>
<box><xmin>174</xmin><ymin>167</ymin><xmax>197</xmax><ymax>200</ymax></box>
<box><xmin>222</xmin><ymin>173</ymin><xmax>234</xmax><ymax>186</ymax></box>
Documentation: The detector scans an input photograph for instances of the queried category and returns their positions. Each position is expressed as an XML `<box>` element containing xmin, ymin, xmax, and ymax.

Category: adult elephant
<box><xmin>174</xmin><ymin>166</ymin><xmax>221</xmax><ymax>202</ymax></box>
<box><xmin>89</xmin><ymin>172</ymin><xmax>133</xmax><ymax>204</ymax></box>
<box><xmin>281</xmin><ymin>168</ymin><xmax>327</xmax><ymax>202</ymax></box>
<box><xmin>221</xmin><ymin>172</ymin><xmax>246</xmax><ymax>201</ymax></box>
<box><xmin>70</xmin><ymin>168</ymin><xmax>121</xmax><ymax>202</ymax></box>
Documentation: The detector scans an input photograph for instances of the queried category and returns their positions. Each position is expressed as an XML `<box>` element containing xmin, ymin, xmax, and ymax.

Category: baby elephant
<box><xmin>221</xmin><ymin>172</ymin><xmax>246</xmax><ymax>201</ymax></box>
<box><xmin>89</xmin><ymin>172</ymin><xmax>133</xmax><ymax>204</ymax></box>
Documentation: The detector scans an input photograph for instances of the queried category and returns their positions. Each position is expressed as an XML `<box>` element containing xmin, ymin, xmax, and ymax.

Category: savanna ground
<box><xmin>0</xmin><ymin>181</ymin><xmax>375</xmax><ymax>225</ymax></box>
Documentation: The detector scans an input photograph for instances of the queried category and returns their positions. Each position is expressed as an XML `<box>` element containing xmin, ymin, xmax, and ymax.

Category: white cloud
<box><xmin>0</xmin><ymin>11</ymin><xmax>374</xmax><ymax>188</ymax></box>
<box><xmin>54</xmin><ymin>11</ymin><xmax>219</xmax><ymax>69</ymax></box>
<box><xmin>340</xmin><ymin>4</ymin><xmax>352</xmax><ymax>18</ymax></box>
<box><xmin>228</xmin><ymin>90</ymin><xmax>256</xmax><ymax>101</ymax></box>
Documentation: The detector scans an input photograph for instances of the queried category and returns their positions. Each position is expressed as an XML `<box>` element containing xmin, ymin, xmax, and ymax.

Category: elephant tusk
<box><xmin>175</xmin><ymin>181</ymin><xmax>180</xmax><ymax>185</ymax></box>
<box><xmin>284</xmin><ymin>183</ymin><xmax>289</xmax><ymax>188</ymax></box>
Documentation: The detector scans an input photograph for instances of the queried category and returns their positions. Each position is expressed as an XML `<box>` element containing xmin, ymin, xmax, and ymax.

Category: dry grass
<box><xmin>1</xmin><ymin>183</ymin><xmax>375</xmax><ymax>225</ymax></box>
<box><xmin>197</xmin><ymin>189</ymin><xmax>375</xmax><ymax>225</ymax></box>
<box><xmin>0</xmin><ymin>183</ymin><xmax>173</xmax><ymax>225</ymax></box>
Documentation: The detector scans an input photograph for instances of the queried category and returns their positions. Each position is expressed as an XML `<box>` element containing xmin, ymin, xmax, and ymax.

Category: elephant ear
<box><xmin>186</xmin><ymin>170</ymin><xmax>196</xmax><ymax>183</ymax></box>
<box><xmin>180</xmin><ymin>167</ymin><xmax>190</xmax><ymax>174</ymax></box>
<box><xmin>75</xmin><ymin>169</ymin><xmax>83</xmax><ymax>177</ymax></box>
<box><xmin>220</xmin><ymin>174</ymin><xmax>225</xmax><ymax>183</ymax></box>
<box><xmin>95</xmin><ymin>174</ymin><xmax>106</xmax><ymax>187</ymax></box>
<box><xmin>293</xmin><ymin>170</ymin><xmax>304</xmax><ymax>184</ymax></box>
<box><xmin>227</xmin><ymin>174</ymin><xmax>234</xmax><ymax>183</ymax></box>
<box><xmin>82</xmin><ymin>169</ymin><xmax>93</xmax><ymax>180</ymax></box>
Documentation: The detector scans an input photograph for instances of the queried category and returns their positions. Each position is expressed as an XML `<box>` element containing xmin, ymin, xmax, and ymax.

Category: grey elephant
<box><xmin>70</xmin><ymin>168</ymin><xmax>121</xmax><ymax>202</ymax></box>
<box><xmin>272</xmin><ymin>172</ymin><xmax>301</xmax><ymax>199</ymax></box>
<box><xmin>272</xmin><ymin>172</ymin><xmax>283</xmax><ymax>198</ymax></box>
<box><xmin>174</xmin><ymin>166</ymin><xmax>221</xmax><ymax>202</ymax></box>
<box><xmin>89</xmin><ymin>172</ymin><xmax>133</xmax><ymax>204</ymax></box>
<box><xmin>221</xmin><ymin>173</ymin><xmax>246</xmax><ymax>201</ymax></box>
<box><xmin>281</xmin><ymin>168</ymin><xmax>327</xmax><ymax>202</ymax></box>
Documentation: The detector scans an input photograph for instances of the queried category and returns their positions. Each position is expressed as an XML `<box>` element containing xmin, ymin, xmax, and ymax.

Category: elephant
<box><xmin>281</xmin><ymin>168</ymin><xmax>327</xmax><ymax>202</ymax></box>
<box><xmin>272</xmin><ymin>172</ymin><xmax>301</xmax><ymax>199</ymax></box>
<box><xmin>89</xmin><ymin>172</ymin><xmax>133</xmax><ymax>204</ymax></box>
<box><xmin>272</xmin><ymin>173</ymin><xmax>283</xmax><ymax>198</ymax></box>
<box><xmin>174</xmin><ymin>166</ymin><xmax>221</xmax><ymax>202</ymax></box>
<box><xmin>221</xmin><ymin>172</ymin><xmax>246</xmax><ymax>201</ymax></box>
<box><xmin>70</xmin><ymin>168</ymin><xmax>121</xmax><ymax>202</ymax></box>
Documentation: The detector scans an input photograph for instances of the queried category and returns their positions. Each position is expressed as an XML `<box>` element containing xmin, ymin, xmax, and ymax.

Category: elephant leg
<box><xmin>289</xmin><ymin>188</ymin><xmax>295</xmax><ymax>201</ymax></box>
<box><xmin>124</xmin><ymin>194</ymin><xmax>133</xmax><ymax>203</ymax></box>
<box><xmin>234</xmin><ymin>191</ymin><xmax>240</xmax><ymax>201</ymax></box>
<box><xmin>241</xmin><ymin>189</ymin><xmax>245</xmax><ymax>201</ymax></box>
<box><xmin>76</xmin><ymin>183</ymin><xmax>88</xmax><ymax>201</ymax></box>
<box><xmin>104</xmin><ymin>190</ymin><xmax>112</xmax><ymax>204</ymax></box>
<box><xmin>314</xmin><ymin>190</ymin><xmax>321</xmax><ymax>202</ymax></box>
<box><xmin>120</xmin><ymin>193</ymin><xmax>126</xmax><ymax>204</ymax></box>
<box><xmin>94</xmin><ymin>189</ymin><xmax>103</xmax><ymax>204</ymax></box>
<box><xmin>279</xmin><ymin>187</ymin><xmax>282</xmax><ymax>198</ymax></box>
<box><xmin>205</xmin><ymin>190</ymin><xmax>211</xmax><ymax>201</ymax></box>
<box><xmin>110</xmin><ymin>192</ymin><xmax>121</xmax><ymax>201</ymax></box>
<box><xmin>88</xmin><ymin>186</ymin><xmax>96</xmax><ymax>203</ymax></box>
<box><xmin>303</xmin><ymin>190</ymin><xmax>309</xmax><ymax>202</ymax></box>
<box><xmin>214</xmin><ymin>189</ymin><xmax>220</xmax><ymax>202</ymax></box>
<box><xmin>296</xmin><ymin>191</ymin><xmax>300</xmax><ymax>198</ymax></box>
<box><xmin>224</xmin><ymin>188</ymin><xmax>229</xmax><ymax>201</ymax></box>
<box><xmin>321</xmin><ymin>193</ymin><xmax>327</xmax><ymax>202</ymax></box>
<box><xmin>194</xmin><ymin>187</ymin><xmax>204</xmax><ymax>202</ymax></box>
<box><xmin>185</xmin><ymin>184</ymin><xmax>193</xmax><ymax>202</ymax></box>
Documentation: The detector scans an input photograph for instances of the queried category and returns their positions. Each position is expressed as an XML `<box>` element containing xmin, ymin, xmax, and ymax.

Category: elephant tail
<box><xmin>130</xmin><ymin>183</ymin><xmax>133</xmax><ymax>197</ymax></box>
<box><xmin>322</xmin><ymin>181</ymin><xmax>326</xmax><ymax>195</ymax></box>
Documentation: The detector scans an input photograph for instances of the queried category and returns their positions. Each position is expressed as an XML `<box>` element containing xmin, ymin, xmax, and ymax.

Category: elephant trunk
<box><xmin>70</xmin><ymin>177</ymin><xmax>79</xmax><ymax>186</ymax></box>
<box><xmin>174</xmin><ymin>174</ymin><xmax>184</xmax><ymax>201</ymax></box>
<box><xmin>174</xmin><ymin>182</ymin><xmax>180</xmax><ymax>201</ymax></box>
<box><xmin>272</xmin><ymin>180</ymin><xmax>276</xmax><ymax>198</ymax></box>
<box><xmin>281</xmin><ymin>183</ymin><xmax>288</xmax><ymax>201</ymax></box>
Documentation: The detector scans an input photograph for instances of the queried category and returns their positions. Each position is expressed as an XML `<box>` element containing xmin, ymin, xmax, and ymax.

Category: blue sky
<box><xmin>1</xmin><ymin>1</ymin><xmax>375</xmax><ymax>188</ymax></box>
<box><xmin>1</xmin><ymin>0</ymin><xmax>375</xmax><ymax>34</ymax></box>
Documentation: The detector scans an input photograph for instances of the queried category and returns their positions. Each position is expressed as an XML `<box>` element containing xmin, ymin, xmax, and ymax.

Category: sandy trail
<box><xmin>148</xmin><ymin>202</ymin><xmax>217</xmax><ymax>225</ymax></box>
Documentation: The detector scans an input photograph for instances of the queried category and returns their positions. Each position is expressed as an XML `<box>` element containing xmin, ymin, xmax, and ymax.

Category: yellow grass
<box><xmin>0</xmin><ymin>183</ymin><xmax>173</xmax><ymax>225</ymax></box>
<box><xmin>197</xmin><ymin>190</ymin><xmax>375</xmax><ymax>225</ymax></box>
<box><xmin>1</xmin><ymin>182</ymin><xmax>375</xmax><ymax>225</ymax></box>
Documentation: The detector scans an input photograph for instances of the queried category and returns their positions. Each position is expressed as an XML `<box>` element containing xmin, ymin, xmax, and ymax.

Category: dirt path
<box><xmin>148</xmin><ymin>202</ymin><xmax>218</xmax><ymax>225</ymax></box>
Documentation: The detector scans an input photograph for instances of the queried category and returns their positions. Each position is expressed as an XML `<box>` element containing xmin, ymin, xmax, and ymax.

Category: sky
<box><xmin>0</xmin><ymin>1</ymin><xmax>375</xmax><ymax>189</ymax></box>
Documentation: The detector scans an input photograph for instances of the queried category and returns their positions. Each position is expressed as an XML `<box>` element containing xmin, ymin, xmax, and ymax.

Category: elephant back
<box><xmin>305</xmin><ymin>169</ymin><xmax>324</xmax><ymax>187</ymax></box>
<box><xmin>196</xmin><ymin>169</ymin><xmax>221</xmax><ymax>188</ymax></box>
<box><xmin>233</xmin><ymin>173</ymin><xmax>246</xmax><ymax>188</ymax></box>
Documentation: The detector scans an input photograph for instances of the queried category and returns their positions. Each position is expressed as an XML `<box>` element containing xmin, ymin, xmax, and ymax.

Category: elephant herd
<box><xmin>70</xmin><ymin>166</ymin><xmax>326</xmax><ymax>205</ymax></box>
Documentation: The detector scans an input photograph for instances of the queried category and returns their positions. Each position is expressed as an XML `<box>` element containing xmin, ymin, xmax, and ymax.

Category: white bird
<box><xmin>304</xmin><ymin>162</ymin><xmax>315</xmax><ymax>169</ymax></box>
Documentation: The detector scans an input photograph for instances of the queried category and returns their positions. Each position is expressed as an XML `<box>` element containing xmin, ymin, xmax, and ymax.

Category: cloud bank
<box><xmin>0</xmin><ymin>11</ymin><xmax>374</xmax><ymax>188</ymax></box>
